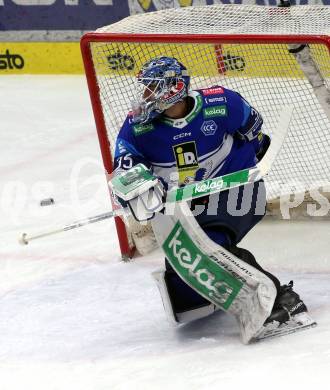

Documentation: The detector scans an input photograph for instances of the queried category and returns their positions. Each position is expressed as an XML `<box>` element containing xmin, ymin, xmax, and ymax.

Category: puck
<box><xmin>19</xmin><ymin>233</ymin><xmax>29</xmax><ymax>245</ymax></box>
<box><xmin>40</xmin><ymin>198</ymin><xmax>55</xmax><ymax>206</ymax></box>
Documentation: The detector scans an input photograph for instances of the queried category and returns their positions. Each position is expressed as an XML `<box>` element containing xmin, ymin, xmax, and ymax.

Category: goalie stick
<box><xmin>18</xmin><ymin>106</ymin><xmax>293</xmax><ymax>245</ymax></box>
<box><xmin>18</xmin><ymin>209</ymin><xmax>126</xmax><ymax>246</ymax></box>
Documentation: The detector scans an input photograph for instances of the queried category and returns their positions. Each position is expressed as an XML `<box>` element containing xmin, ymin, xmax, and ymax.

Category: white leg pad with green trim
<box><xmin>151</xmin><ymin>202</ymin><xmax>277</xmax><ymax>344</ymax></box>
<box><xmin>152</xmin><ymin>269</ymin><xmax>178</xmax><ymax>325</ymax></box>
<box><xmin>152</xmin><ymin>269</ymin><xmax>218</xmax><ymax>324</ymax></box>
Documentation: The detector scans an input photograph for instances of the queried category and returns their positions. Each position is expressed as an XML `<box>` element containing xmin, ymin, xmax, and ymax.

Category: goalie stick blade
<box><xmin>253</xmin><ymin>312</ymin><xmax>317</xmax><ymax>342</ymax></box>
<box><xmin>257</xmin><ymin>105</ymin><xmax>294</xmax><ymax>176</ymax></box>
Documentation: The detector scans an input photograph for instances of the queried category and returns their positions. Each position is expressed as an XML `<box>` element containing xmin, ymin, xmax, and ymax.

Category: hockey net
<box><xmin>81</xmin><ymin>4</ymin><xmax>330</xmax><ymax>259</ymax></box>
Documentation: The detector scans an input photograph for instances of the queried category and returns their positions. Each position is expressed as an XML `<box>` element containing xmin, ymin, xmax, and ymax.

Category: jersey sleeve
<box><xmin>114</xmin><ymin>116</ymin><xmax>152</xmax><ymax>172</ymax></box>
<box><xmin>229</xmin><ymin>92</ymin><xmax>266</xmax><ymax>155</ymax></box>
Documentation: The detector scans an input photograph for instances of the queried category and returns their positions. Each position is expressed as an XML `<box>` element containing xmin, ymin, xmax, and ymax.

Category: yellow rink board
<box><xmin>91</xmin><ymin>42</ymin><xmax>219</xmax><ymax>77</ymax></box>
<box><xmin>1</xmin><ymin>41</ymin><xmax>329</xmax><ymax>77</ymax></box>
<box><xmin>0</xmin><ymin>42</ymin><xmax>84</xmax><ymax>74</ymax></box>
<box><xmin>91</xmin><ymin>41</ymin><xmax>330</xmax><ymax>78</ymax></box>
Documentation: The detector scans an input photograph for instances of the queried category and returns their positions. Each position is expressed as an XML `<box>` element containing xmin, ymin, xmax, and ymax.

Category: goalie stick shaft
<box><xmin>19</xmin><ymin>209</ymin><xmax>125</xmax><ymax>245</ymax></box>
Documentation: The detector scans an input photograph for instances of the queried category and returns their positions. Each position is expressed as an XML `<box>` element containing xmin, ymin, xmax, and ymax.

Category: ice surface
<box><xmin>0</xmin><ymin>76</ymin><xmax>329</xmax><ymax>390</ymax></box>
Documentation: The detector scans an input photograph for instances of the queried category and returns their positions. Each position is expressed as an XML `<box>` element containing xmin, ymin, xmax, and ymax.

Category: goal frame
<box><xmin>80</xmin><ymin>32</ymin><xmax>330</xmax><ymax>260</ymax></box>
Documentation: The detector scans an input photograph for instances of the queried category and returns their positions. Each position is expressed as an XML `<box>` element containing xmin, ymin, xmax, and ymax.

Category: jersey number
<box><xmin>118</xmin><ymin>154</ymin><xmax>134</xmax><ymax>170</ymax></box>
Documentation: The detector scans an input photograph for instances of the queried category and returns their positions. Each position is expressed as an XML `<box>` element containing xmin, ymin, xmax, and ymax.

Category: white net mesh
<box><xmin>91</xmin><ymin>44</ymin><xmax>330</xmax><ymax>200</ymax></box>
<box><xmin>82</xmin><ymin>4</ymin><xmax>330</xmax><ymax>254</ymax></box>
<box><xmin>98</xmin><ymin>4</ymin><xmax>330</xmax><ymax>35</ymax></box>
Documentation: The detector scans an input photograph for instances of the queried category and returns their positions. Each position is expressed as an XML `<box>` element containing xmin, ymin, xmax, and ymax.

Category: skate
<box><xmin>254</xmin><ymin>281</ymin><xmax>317</xmax><ymax>341</ymax></box>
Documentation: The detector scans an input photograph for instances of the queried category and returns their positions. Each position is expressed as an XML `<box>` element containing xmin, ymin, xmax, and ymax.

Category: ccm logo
<box><xmin>0</xmin><ymin>50</ymin><xmax>24</xmax><ymax>70</ymax></box>
<box><xmin>173</xmin><ymin>132</ymin><xmax>191</xmax><ymax>140</ymax></box>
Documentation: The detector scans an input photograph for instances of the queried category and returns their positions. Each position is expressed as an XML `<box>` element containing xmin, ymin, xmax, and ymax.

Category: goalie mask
<box><xmin>131</xmin><ymin>56</ymin><xmax>190</xmax><ymax>124</ymax></box>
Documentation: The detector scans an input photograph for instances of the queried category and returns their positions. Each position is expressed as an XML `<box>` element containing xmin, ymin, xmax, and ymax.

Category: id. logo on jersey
<box><xmin>201</xmin><ymin>120</ymin><xmax>218</xmax><ymax>136</ymax></box>
<box><xmin>203</xmin><ymin>105</ymin><xmax>228</xmax><ymax>118</ymax></box>
<box><xmin>173</xmin><ymin>141</ymin><xmax>199</xmax><ymax>184</ymax></box>
<box><xmin>201</xmin><ymin>87</ymin><xmax>224</xmax><ymax>96</ymax></box>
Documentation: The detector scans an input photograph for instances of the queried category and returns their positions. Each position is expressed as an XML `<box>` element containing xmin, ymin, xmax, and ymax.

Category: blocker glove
<box><xmin>109</xmin><ymin>164</ymin><xmax>167</xmax><ymax>222</ymax></box>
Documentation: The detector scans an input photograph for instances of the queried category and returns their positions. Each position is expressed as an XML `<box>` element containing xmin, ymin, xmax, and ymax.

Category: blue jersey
<box><xmin>114</xmin><ymin>86</ymin><xmax>264</xmax><ymax>189</ymax></box>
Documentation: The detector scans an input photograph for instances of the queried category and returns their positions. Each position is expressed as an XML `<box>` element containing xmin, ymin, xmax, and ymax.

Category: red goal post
<box><xmin>80</xmin><ymin>5</ymin><xmax>330</xmax><ymax>260</ymax></box>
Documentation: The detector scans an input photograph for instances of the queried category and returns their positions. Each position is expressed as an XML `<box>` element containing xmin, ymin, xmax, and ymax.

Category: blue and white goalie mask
<box><xmin>131</xmin><ymin>56</ymin><xmax>190</xmax><ymax>124</ymax></box>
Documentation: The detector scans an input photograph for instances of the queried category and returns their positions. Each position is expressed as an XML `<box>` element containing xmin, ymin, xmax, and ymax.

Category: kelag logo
<box><xmin>107</xmin><ymin>52</ymin><xmax>135</xmax><ymax>71</ymax></box>
<box><xmin>0</xmin><ymin>50</ymin><xmax>24</xmax><ymax>70</ymax></box>
<box><xmin>203</xmin><ymin>105</ymin><xmax>228</xmax><ymax>119</ymax></box>
<box><xmin>162</xmin><ymin>221</ymin><xmax>242</xmax><ymax>310</ymax></box>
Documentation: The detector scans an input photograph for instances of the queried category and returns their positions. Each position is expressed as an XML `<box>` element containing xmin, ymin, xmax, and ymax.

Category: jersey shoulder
<box><xmin>118</xmin><ymin>111</ymin><xmax>161</xmax><ymax>140</ymax></box>
<box><xmin>197</xmin><ymin>85</ymin><xmax>245</xmax><ymax>108</ymax></box>
<box><xmin>196</xmin><ymin>85</ymin><xmax>247</xmax><ymax>131</ymax></box>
